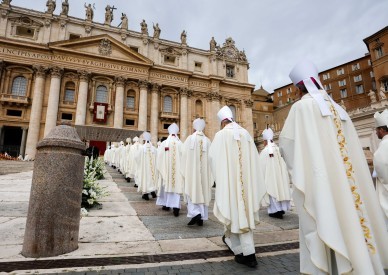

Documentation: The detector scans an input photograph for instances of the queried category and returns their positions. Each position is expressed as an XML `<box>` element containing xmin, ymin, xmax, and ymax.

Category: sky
<box><xmin>11</xmin><ymin>0</ymin><xmax>388</xmax><ymax>93</ymax></box>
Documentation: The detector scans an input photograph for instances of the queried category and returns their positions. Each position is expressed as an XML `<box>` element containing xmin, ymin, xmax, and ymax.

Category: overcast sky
<box><xmin>12</xmin><ymin>0</ymin><xmax>388</xmax><ymax>93</ymax></box>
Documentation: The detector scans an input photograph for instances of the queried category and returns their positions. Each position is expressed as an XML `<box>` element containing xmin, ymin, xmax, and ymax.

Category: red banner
<box><xmin>93</xmin><ymin>102</ymin><xmax>108</xmax><ymax>123</ymax></box>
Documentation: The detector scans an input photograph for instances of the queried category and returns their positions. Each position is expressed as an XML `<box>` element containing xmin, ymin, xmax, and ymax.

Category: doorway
<box><xmin>1</xmin><ymin>126</ymin><xmax>22</xmax><ymax>157</ymax></box>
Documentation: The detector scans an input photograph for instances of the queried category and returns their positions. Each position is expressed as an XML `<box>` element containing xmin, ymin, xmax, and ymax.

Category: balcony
<box><xmin>0</xmin><ymin>94</ymin><xmax>30</xmax><ymax>107</ymax></box>
<box><xmin>159</xmin><ymin>111</ymin><xmax>179</xmax><ymax>122</ymax></box>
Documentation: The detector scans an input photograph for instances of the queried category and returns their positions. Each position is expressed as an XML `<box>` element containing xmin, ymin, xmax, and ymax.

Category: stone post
<box><xmin>113</xmin><ymin>77</ymin><xmax>125</xmax><ymax>128</ymax></box>
<box><xmin>138</xmin><ymin>80</ymin><xmax>148</xmax><ymax>131</ymax></box>
<box><xmin>22</xmin><ymin>124</ymin><xmax>86</xmax><ymax>258</ymax></box>
<box><xmin>75</xmin><ymin>70</ymin><xmax>90</xmax><ymax>125</ymax></box>
<box><xmin>150</xmin><ymin>83</ymin><xmax>160</xmax><ymax>144</ymax></box>
<box><xmin>25</xmin><ymin>66</ymin><xmax>47</xmax><ymax>159</ymax></box>
<box><xmin>44</xmin><ymin>67</ymin><xmax>63</xmax><ymax>137</ymax></box>
<box><xmin>179</xmin><ymin>88</ymin><xmax>189</xmax><ymax>141</ymax></box>
<box><xmin>20</xmin><ymin>127</ymin><xmax>28</xmax><ymax>157</ymax></box>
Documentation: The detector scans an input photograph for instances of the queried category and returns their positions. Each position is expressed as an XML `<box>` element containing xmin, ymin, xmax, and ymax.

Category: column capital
<box><xmin>115</xmin><ymin>76</ymin><xmax>126</xmax><ymax>87</ymax></box>
<box><xmin>77</xmin><ymin>70</ymin><xmax>91</xmax><ymax>82</ymax></box>
<box><xmin>179</xmin><ymin>87</ymin><xmax>190</xmax><ymax>97</ymax></box>
<box><xmin>138</xmin><ymin>79</ymin><xmax>149</xmax><ymax>89</ymax></box>
<box><xmin>243</xmin><ymin>98</ymin><xmax>254</xmax><ymax>108</ymax></box>
<box><xmin>151</xmin><ymin>82</ymin><xmax>161</xmax><ymax>93</ymax></box>
<box><xmin>206</xmin><ymin>91</ymin><xmax>221</xmax><ymax>102</ymax></box>
<box><xmin>33</xmin><ymin>65</ymin><xmax>48</xmax><ymax>78</ymax></box>
<box><xmin>21</xmin><ymin>126</ymin><xmax>29</xmax><ymax>131</ymax></box>
<box><xmin>50</xmin><ymin>66</ymin><xmax>64</xmax><ymax>78</ymax></box>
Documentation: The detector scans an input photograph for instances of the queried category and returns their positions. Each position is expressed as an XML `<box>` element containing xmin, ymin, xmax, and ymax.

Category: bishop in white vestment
<box><xmin>127</xmin><ymin>136</ymin><xmax>142</xmax><ymax>187</ymax></box>
<box><xmin>135</xmin><ymin>132</ymin><xmax>157</xmax><ymax>201</ymax></box>
<box><xmin>209</xmin><ymin>106</ymin><xmax>266</xmax><ymax>268</ymax></box>
<box><xmin>259</xmin><ymin>127</ymin><xmax>291</xmax><ymax>219</ymax></box>
<box><xmin>181</xmin><ymin>118</ymin><xmax>213</xmax><ymax>226</ymax></box>
<box><xmin>373</xmin><ymin>109</ymin><xmax>388</xmax><ymax>229</ymax></box>
<box><xmin>280</xmin><ymin>59</ymin><xmax>388</xmax><ymax>275</ymax></box>
<box><xmin>156</xmin><ymin>123</ymin><xmax>184</xmax><ymax>217</ymax></box>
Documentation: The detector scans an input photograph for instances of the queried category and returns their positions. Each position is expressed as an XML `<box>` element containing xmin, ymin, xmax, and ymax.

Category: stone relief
<box><xmin>60</xmin><ymin>0</ymin><xmax>69</xmax><ymax>16</ymax></box>
<box><xmin>379</xmin><ymin>85</ymin><xmax>387</xmax><ymax>100</ymax></box>
<box><xmin>84</xmin><ymin>3</ymin><xmax>94</xmax><ymax>21</ymax></box>
<box><xmin>1</xmin><ymin>0</ymin><xmax>12</xmax><ymax>5</ymax></box>
<box><xmin>98</xmin><ymin>38</ymin><xmax>112</xmax><ymax>56</ymax></box>
<box><xmin>140</xmin><ymin>19</ymin><xmax>148</xmax><ymax>35</ymax></box>
<box><xmin>180</xmin><ymin>30</ymin><xmax>187</xmax><ymax>44</ymax></box>
<box><xmin>45</xmin><ymin>0</ymin><xmax>56</xmax><ymax>14</ymax></box>
<box><xmin>216</xmin><ymin>37</ymin><xmax>248</xmax><ymax>62</ymax></box>
<box><xmin>120</xmin><ymin>13</ymin><xmax>128</xmax><ymax>30</ymax></box>
<box><xmin>104</xmin><ymin>5</ymin><xmax>115</xmax><ymax>25</ymax></box>
<box><xmin>368</xmin><ymin>90</ymin><xmax>377</xmax><ymax>104</ymax></box>
<box><xmin>153</xmin><ymin>23</ymin><xmax>161</xmax><ymax>39</ymax></box>
<box><xmin>210</xmin><ymin>37</ymin><xmax>217</xmax><ymax>51</ymax></box>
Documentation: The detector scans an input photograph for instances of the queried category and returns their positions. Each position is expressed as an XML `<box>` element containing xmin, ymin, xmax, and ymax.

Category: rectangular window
<box><xmin>338</xmin><ymin>79</ymin><xmax>346</xmax><ymax>87</ymax></box>
<box><xmin>253</xmin><ymin>122</ymin><xmax>257</xmax><ymax>129</ymax></box>
<box><xmin>226</xmin><ymin>65</ymin><xmax>235</xmax><ymax>78</ymax></box>
<box><xmin>287</xmin><ymin>88</ymin><xmax>292</xmax><ymax>94</ymax></box>
<box><xmin>6</xmin><ymin>109</ymin><xmax>22</xmax><ymax>117</ymax></box>
<box><xmin>354</xmin><ymin>75</ymin><xmax>362</xmax><ymax>82</ymax></box>
<box><xmin>61</xmin><ymin>113</ymin><xmax>73</xmax><ymax>120</ymax></box>
<box><xmin>376</xmin><ymin>47</ymin><xmax>383</xmax><ymax>59</ymax></box>
<box><xmin>368</xmin><ymin>59</ymin><xmax>371</xmax><ymax>66</ymax></box>
<box><xmin>340</xmin><ymin>89</ymin><xmax>347</xmax><ymax>98</ymax></box>
<box><xmin>370</xmin><ymin>71</ymin><xmax>374</xmax><ymax>78</ymax></box>
<box><xmin>278</xmin><ymin>91</ymin><xmax>282</xmax><ymax>97</ymax></box>
<box><xmin>352</xmin><ymin>63</ymin><xmax>360</xmax><ymax>71</ymax></box>
<box><xmin>322</xmin><ymin>73</ymin><xmax>330</xmax><ymax>80</ymax></box>
<box><xmin>164</xmin><ymin>55</ymin><xmax>176</xmax><ymax>64</ymax></box>
<box><xmin>324</xmin><ymin>84</ymin><xmax>332</xmax><ymax>90</ymax></box>
<box><xmin>355</xmin><ymin>84</ymin><xmax>364</xmax><ymax>94</ymax></box>
<box><xmin>126</xmin><ymin>96</ymin><xmax>135</xmax><ymax>109</ymax></box>
<box><xmin>337</xmin><ymin>68</ymin><xmax>344</xmax><ymax>75</ymax></box>
<box><xmin>194</xmin><ymin>62</ymin><xmax>202</xmax><ymax>71</ymax></box>
<box><xmin>125</xmin><ymin>119</ymin><xmax>135</xmax><ymax>126</ymax></box>
<box><xmin>69</xmin><ymin>33</ymin><xmax>81</xmax><ymax>40</ymax></box>
<box><xmin>163</xmin><ymin>123</ymin><xmax>171</xmax><ymax>130</ymax></box>
<box><xmin>15</xmin><ymin>26</ymin><xmax>35</xmax><ymax>38</ymax></box>
<box><xmin>130</xmin><ymin>46</ymin><xmax>139</xmax><ymax>53</ymax></box>
<box><xmin>64</xmin><ymin>89</ymin><xmax>75</xmax><ymax>102</ymax></box>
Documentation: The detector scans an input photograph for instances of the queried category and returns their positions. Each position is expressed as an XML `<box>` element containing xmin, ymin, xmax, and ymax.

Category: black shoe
<box><xmin>142</xmin><ymin>194</ymin><xmax>149</xmax><ymax>201</ymax></box>
<box><xmin>280</xmin><ymin>210</ymin><xmax>285</xmax><ymax>215</ymax></box>
<box><xmin>269</xmin><ymin>212</ymin><xmax>283</xmax><ymax>219</ymax></box>
<box><xmin>234</xmin><ymin>253</ymin><xmax>258</xmax><ymax>268</ymax></box>
<box><xmin>162</xmin><ymin>206</ymin><xmax>170</xmax><ymax>211</ymax></box>
<box><xmin>151</xmin><ymin>191</ymin><xmax>157</xmax><ymax>198</ymax></box>
<box><xmin>197</xmin><ymin>219</ymin><xmax>203</xmax><ymax>226</ymax></box>
<box><xmin>134</xmin><ymin>184</ymin><xmax>138</xmax><ymax>188</ymax></box>
<box><xmin>125</xmin><ymin>177</ymin><xmax>131</xmax><ymax>182</ymax></box>
<box><xmin>188</xmin><ymin>214</ymin><xmax>201</xmax><ymax>226</ymax></box>
<box><xmin>212</xmin><ymin>182</ymin><xmax>216</xmax><ymax>188</ymax></box>
<box><xmin>173</xmin><ymin>208</ymin><xmax>180</xmax><ymax>217</ymax></box>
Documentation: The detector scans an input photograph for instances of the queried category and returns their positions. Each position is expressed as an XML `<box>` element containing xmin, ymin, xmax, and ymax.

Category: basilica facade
<box><xmin>0</xmin><ymin>1</ymin><xmax>255</xmax><ymax>158</ymax></box>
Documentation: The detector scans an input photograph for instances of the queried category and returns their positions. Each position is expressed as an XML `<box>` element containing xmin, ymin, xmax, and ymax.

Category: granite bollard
<box><xmin>22</xmin><ymin>125</ymin><xmax>86</xmax><ymax>258</ymax></box>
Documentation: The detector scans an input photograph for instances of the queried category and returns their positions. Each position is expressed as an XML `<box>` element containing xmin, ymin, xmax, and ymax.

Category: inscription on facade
<box><xmin>0</xmin><ymin>46</ymin><xmax>148</xmax><ymax>75</ymax></box>
<box><xmin>150</xmin><ymin>71</ymin><xmax>187</xmax><ymax>83</ymax></box>
<box><xmin>189</xmin><ymin>80</ymin><xmax>210</xmax><ymax>88</ymax></box>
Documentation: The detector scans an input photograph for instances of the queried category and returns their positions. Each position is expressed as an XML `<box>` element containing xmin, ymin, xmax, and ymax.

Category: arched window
<box><xmin>126</xmin><ymin>90</ymin><xmax>135</xmax><ymax>109</ymax></box>
<box><xmin>195</xmin><ymin>99</ymin><xmax>203</xmax><ymax>117</ymax></box>
<box><xmin>229</xmin><ymin>105</ymin><xmax>236</xmax><ymax>120</ymax></box>
<box><xmin>64</xmin><ymin>81</ymin><xmax>75</xmax><ymax>102</ymax></box>
<box><xmin>163</xmin><ymin>96</ymin><xmax>173</xmax><ymax>112</ymax></box>
<box><xmin>96</xmin><ymin>85</ymin><xmax>108</xmax><ymax>103</ymax></box>
<box><xmin>11</xmin><ymin>76</ymin><xmax>27</xmax><ymax>96</ymax></box>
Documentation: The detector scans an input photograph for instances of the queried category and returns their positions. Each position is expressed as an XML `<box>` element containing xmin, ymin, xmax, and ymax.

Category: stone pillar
<box><xmin>150</xmin><ymin>83</ymin><xmax>160</xmax><ymax>144</ymax></box>
<box><xmin>113</xmin><ymin>77</ymin><xmax>125</xmax><ymax>129</ymax></box>
<box><xmin>75</xmin><ymin>71</ymin><xmax>90</xmax><ymax>125</ymax></box>
<box><xmin>243</xmin><ymin>99</ymin><xmax>254</xmax><ymax>137</ymax></box>
<box><xmin>44</xmin><ymin>67</ymin><xmax>63</xmax><ymax>137</ymax></box>
<box><xmin>22</xmin><ymin>124</ymin><xmax>86</xmax><ymax>258</ymax></box>
<box><xmin>187</xmin><ymin>90</ymin><xmax>193</xmax><ymax>133</ymax></box>
<box><xmin>20</xmin><ymin>127</ymin><xmax>28</xmax><ymax>157</ymax></box>
<box><xmin>138</xmin><ymin>80</ymin><xmax>148</xmax><ymax>131</ymax></box>
<box><xmin>211</xmin><ymin>94</ymin><xmax>221</xmax><ymax>139</ymax></box>
<box><xmin>179</xmin><ymin>88</ymin><xmax>189</xmax><ymax>141</ymax></box>
<box><xmin>25</xmin><ymin>66</ymin><xmax>47</xmax><ymax>159</ymax></box>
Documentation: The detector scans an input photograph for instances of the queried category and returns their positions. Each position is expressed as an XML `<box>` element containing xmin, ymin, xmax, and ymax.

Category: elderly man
<box><xmin>259</xmin><ymin>127</ymin><xmax>291</xmax><ymax>219</ymax></box>
<box><xmin>156</xmin><ymin>123</ymin><xmax>184</xmax><ymax>217</ymax></box>
<box><xmin>280</xmin><ymin>59</ymin><xmax>388</xmax><ymax>274</ymax></box>
<box><xmin>209</xmin><ymin>106</ymin><xmax>266</xmax><ymax>268</ymax></box>
<box><xmin>373</xmin><ymin>109</ymin><xmax>388</xmax><ymax>228</ymax></box>
<box><xmin>182</xmin><ymin>118</ymin><xmax>213</xmax><ymax>226</ymax></box>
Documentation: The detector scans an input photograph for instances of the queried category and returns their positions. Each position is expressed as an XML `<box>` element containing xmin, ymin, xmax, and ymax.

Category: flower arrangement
<box><xmin>81</xmin><ymin>157</ymin><xmax>109</xmax><ymax>210</ymax></box>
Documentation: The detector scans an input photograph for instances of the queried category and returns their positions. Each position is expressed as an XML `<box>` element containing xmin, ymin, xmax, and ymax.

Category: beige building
<box><xmin>0</xmin><ymin>1</ymin><xmax>255</xmax><ymax>158</ymax></box>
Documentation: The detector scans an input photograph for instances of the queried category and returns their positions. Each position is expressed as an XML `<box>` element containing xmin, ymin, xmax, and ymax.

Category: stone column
<box><xmin>20</xmin><ymin>127</ymin><xmax>28</xmax><ymax>157</ymax></box>
<box><xmin>75</xmin><ymin>70</ymin><xmax>90</xmax><ymax>125</ymax></box>
<box><xmin>22</xmin><ymin>125</ymin><xmax>86</xmax><ymax>258</ymax></box>
<box><xmin>44</xmin><ymin>67</ymin><xmax>63</xmax><ymax>137</ymax></box>
<box><xmin>209</xmin><ymin>92</ymin><xmax>221</xmax><ymax>139</ymax></box>
<box><xmin>179</xmin><ymin>88</ymin><xmax>189</xmax><ymax>141</ymax></box>
<box><xmin>25</xmin><ymin>66</ymin><xmax>47</xmax><ymax>159</ymax></box>
<box><xmin>243</xmin><ymin>99</ymin><xmax>254</xmax><ymax>137</ymax></box>
<box><xmin>150</xmin><ymin>83</ymin><xmax>160</xmax><ymax>144</ymax></box>
<box><xmin>137</xmin><ymin>80</ymin><xmax>149</xmax><ymax>131</ymax></box>
<box><xmin>187</xmin><ymin>90</ymin><xmax>193</xmax><ymax>132</ymax></box>
<box><xmin>113</xmin><ymin>77</ymin><xmax>125</xmax><ymax>128</ymax></box>
<box><xmin>0</xmin><ymin>60</ymin><xmax>4</xmax><ymax>84</ymax></box>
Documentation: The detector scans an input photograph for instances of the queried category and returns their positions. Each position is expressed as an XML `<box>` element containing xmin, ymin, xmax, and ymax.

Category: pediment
<box><xmin>49</xmin><ymin>34</ymin><xmax>153</xmax><ymax>66</ymax></box>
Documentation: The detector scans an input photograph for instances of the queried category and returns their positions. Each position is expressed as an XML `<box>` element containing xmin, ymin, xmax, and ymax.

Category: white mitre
<box><xmin>262</xmin><ymin>127</ymin><xmax>274</xmax><ymax>155</ymax></box>
<box><xmin>217</xmin><ymin>105</ymin><xmax>241</xmax><ymax>140</ymax></box>
<box><xmin>193</xmin><ymin>118</ymin><xmax>205</xmax><ymax>131</ymax></box>
<box><xmin>168</xmin><ymin>123</ymin><xmax>179</xmax><ymax>135</ymax></box>
<box><xmin>143</xmin><ymin>131</ymin><xmax>151</xmax><ymax>142</ymax></box>
<box><xmin>374</xmin><ymin>109</ymin><xmax>388</xmax><ymax>127</ymax></box>
<box><xmin>289</xmin><ymin>59</ymin><xmax>347</xmax><ymax>120</ymax></box>
<box><xmin>126</xmin><ymin>137</ymin><xmax>131</xmax><ymax>144</ymax></box>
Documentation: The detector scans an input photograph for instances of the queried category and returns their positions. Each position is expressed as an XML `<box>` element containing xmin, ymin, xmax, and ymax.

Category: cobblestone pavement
<box><xmin>55</xmin><ymin>253</ymin><xmax>300</xmax><ymax>275</ymax></box>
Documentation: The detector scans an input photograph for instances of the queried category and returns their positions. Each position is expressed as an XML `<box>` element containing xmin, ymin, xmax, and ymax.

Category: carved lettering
<box><xmin>150</xmin><ymin>72</ymin><xmax>187</xmax><ymax>83</ymax></box>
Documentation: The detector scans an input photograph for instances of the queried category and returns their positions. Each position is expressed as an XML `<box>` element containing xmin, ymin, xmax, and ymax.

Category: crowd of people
<box><xmin>102</xmin><ymin>60</ymin><xmax>388</xmax><ymax>272</ymax></box>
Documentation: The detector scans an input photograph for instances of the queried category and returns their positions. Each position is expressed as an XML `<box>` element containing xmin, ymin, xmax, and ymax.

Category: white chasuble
<box><xmin>373</xmin><ymin>135</ymin><xmax>388</xmax><ymax>223</ymax></box>
<box><xmin>156</xmin><ymin>136</ymin><xmax>184</xmax><ymax>195</ymax></box>
<box><xmin>135</xmin><ymin>143</ymin><xmax>157</xmax><ymax>194</ymax></box>
<box><xmin>209</xmin><ymin>124</ymin><xmax>266</xmax><ymax>234</ymax></box>
<box><xmin>259</xmin><ymin>143</ymin><xmax>291</xmax><ymax>205</ymax></box>
<box><xmin>279</xmin><ymin>91</ymin><xmax>388</xmax><ymax>275</ymax></box>
<box><xmin>128</xmin><ymin>142</ymin><xmax>142</xmax><ymax>178</ymax></box>
<box><xmin>181</xmin><ymin>132</ymin><xmax>213</xmax><ymax>206</ymax></box>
